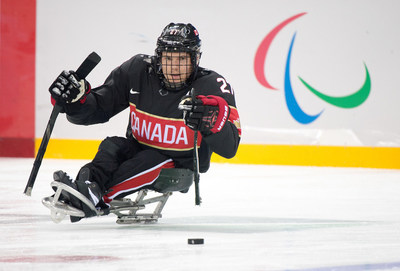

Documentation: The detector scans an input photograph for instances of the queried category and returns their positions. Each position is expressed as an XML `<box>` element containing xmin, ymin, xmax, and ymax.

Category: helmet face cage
<box><xmin>156</xmin><ymin>23</ymin><xmax>201</xmax><ymax>91</ymax></box>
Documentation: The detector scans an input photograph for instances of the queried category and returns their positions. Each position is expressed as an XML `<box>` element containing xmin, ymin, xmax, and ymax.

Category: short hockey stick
<box><xmin>193</xmin><ymin>129</ymin><xmax>201</xmax><ymax>205</ymax></box>
<box><xmin>190</xmin><ymin>88</ymin><xmax>201</xmax><ymax>206</ymax></box>
<box><xmin>23</xmin><ymin>52</ymin><xmax>101</xmax><ymax>196</ymax></box>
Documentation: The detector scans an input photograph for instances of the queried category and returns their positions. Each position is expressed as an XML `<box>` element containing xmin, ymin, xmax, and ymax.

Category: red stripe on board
<box><xmin>0</xmin><ymin>138</ymin><xmax>35</xmax><ymax>157</ymax></box>
<box><xmin>0</xmin><ymin>0</ymin><xmax>36</xmax><ymax>157</ymax></box>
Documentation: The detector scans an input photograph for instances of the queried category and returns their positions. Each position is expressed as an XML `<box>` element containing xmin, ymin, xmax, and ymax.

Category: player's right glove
<box><xmin>179</xmin><ymin>95</ymin><xmax>230</xmax><ymax>135</ymax></box>
<box><xmin>49</xmin><ymin>70</ymin><xmax>91</xmax><ymax>104</ymax></box>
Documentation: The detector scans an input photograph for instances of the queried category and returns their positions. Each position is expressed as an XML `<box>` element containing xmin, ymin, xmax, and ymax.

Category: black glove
<box><xmin>179</xmin><ymin>95</ymin><xmax>230</xmax><ymax>134</ymax></box>
<box><xmin>49</xmin><ymin>70</ymin><xmax>90</xmax><ymax>104</ymax></box>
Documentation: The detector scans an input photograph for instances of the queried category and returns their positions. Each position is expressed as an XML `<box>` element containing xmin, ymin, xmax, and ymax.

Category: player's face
<box><xmin>161</xmin><ymin>51</ymin><xmax>192</xmax><ymax>85</ymax></box>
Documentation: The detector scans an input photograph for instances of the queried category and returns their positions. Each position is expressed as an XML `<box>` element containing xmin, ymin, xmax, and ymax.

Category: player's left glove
<box><xmin>179</xmin><ymin>95</ymin><xmax>230</xmax><ymax>135</ymax></box>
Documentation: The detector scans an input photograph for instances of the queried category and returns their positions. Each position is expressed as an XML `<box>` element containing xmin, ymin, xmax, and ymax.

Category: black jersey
<box><xmin>64</xmin><ymin>54</ymin><xmax>241</xmax><ymax>172</ymax></box>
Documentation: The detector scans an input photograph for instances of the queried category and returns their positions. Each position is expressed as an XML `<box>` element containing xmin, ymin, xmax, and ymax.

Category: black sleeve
<box><xmin>63</xmin><ymin>57</ymin><xmax>136</xmax><ymax>125</ymax></box>
<box><xmin>203</xmin><ymin>120</ymin><xmax>240</xmax><ymax>159</ymax></box>
<box><xmin>194</xmin><ymin>71</ymin><xmax>241</xmax><ymax>159</ymax></box>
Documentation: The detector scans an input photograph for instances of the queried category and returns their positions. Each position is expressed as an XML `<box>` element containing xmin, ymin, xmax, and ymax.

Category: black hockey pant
<box><xmin>77</xmin><ymin>136</ymin><xmax>174</xmax><ymax>203</ymax></box>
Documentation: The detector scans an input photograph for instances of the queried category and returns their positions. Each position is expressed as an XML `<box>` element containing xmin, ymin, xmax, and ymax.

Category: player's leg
<box><xmin>103</xmin><ymin>149</ymin><xmax>174</xmax><ymax>203</ymax></box>
<box><xmin>78</xmin><ymin>136</ymin><xmax>141</xmax><ymax>192</ymax></box>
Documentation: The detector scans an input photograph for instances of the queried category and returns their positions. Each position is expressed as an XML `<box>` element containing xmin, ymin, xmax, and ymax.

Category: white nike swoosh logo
<box><xmin>130</xmin><ymin>89</ymin><xmax>140</xmax><ymax>94</ymax></box>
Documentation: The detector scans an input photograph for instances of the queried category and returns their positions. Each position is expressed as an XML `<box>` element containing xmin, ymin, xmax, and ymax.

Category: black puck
<box><xmin>188</xmin><ymin>238</ymin><xmax>204</xmax><ymax>245</ymax></box>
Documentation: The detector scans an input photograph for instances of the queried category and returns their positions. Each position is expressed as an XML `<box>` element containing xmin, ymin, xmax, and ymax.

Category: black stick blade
<box><xmin>75</xmin><ymin>52</ymin><xmax>101</xmax><ymax>79</ymax></box>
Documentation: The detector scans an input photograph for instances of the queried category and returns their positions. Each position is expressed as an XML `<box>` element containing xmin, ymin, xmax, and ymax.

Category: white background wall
<box><xmin>36</xmin><ymin>0</ymin><xmax>400</xmax><ymax>147</ymax></box>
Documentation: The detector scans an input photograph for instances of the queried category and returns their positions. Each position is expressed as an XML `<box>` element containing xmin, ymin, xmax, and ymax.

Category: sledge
<box><xmin>42</xmin><ymin>168</ymin><xmax>194</xmax><ymax>224</ymax></box>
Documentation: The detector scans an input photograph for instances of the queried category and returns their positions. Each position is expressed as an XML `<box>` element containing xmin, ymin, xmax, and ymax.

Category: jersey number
<box><xmin>217</xmin><ymin>78</ymin><xmax>233</xmax><ymax>95</ymax></box>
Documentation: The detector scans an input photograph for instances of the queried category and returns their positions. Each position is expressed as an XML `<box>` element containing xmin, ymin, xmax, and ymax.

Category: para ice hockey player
<box><xmin>47</xmin><ymin>23</ymin><xmax>241</xmax><ymax>222</ymax></box>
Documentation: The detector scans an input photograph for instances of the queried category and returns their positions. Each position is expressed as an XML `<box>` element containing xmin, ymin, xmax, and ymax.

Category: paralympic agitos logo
<box><xmin>254</xmin><ymin>12</ymin><xmax>371</xmax><ymax>124</ymax></box>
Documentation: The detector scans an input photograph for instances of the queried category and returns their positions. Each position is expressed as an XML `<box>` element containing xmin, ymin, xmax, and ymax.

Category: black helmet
<box><xmin>155</xmin><ymin>23</ymin><xmax>202</xmax><ymax>91</ymax></box>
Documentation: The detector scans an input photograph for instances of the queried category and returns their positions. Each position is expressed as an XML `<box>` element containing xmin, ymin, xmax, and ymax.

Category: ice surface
<box><xmin>1</xmin><ymin>158</ymin><xmax>400</xmax><ymax>271</ymax></box>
